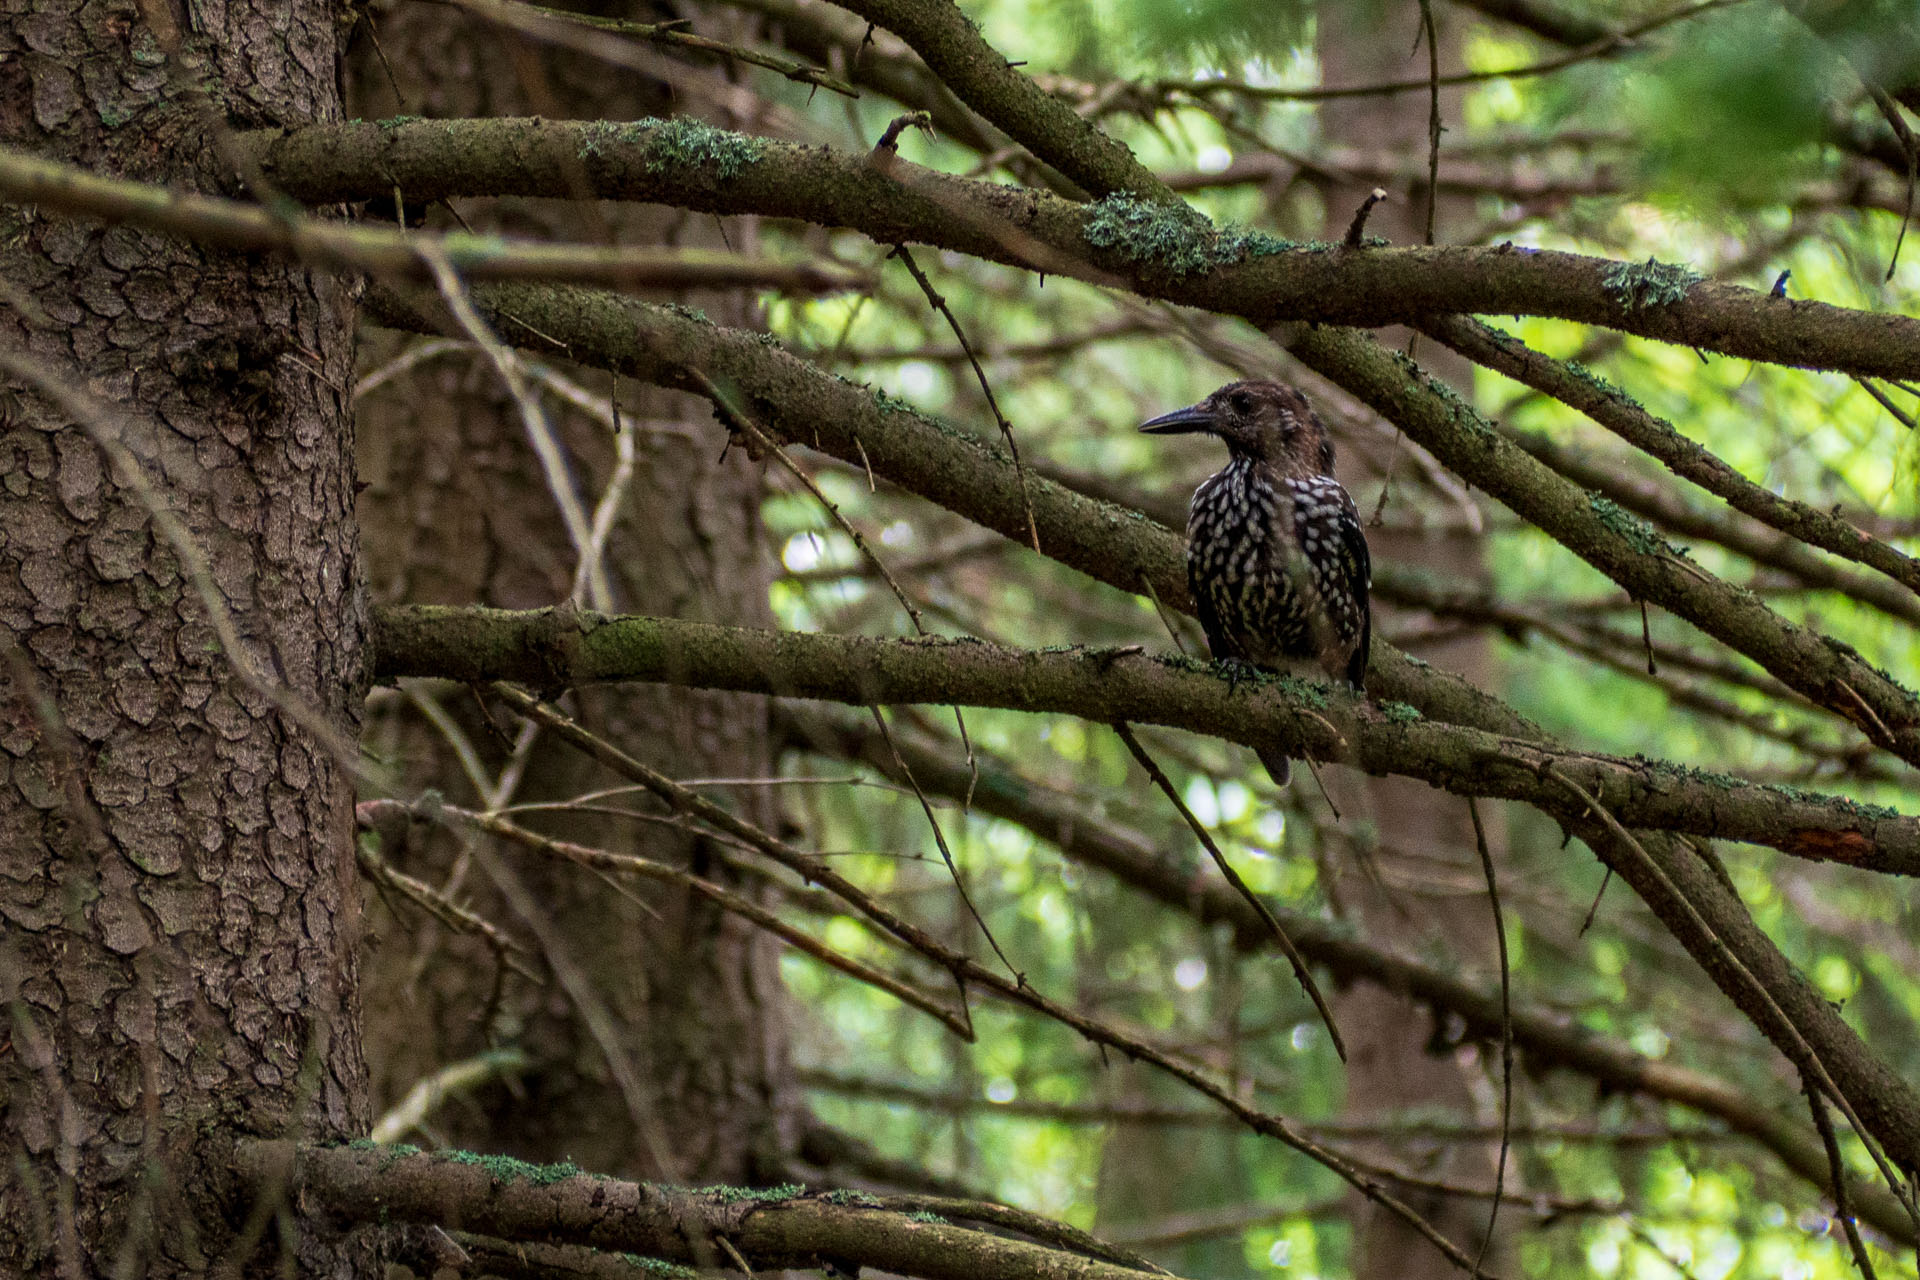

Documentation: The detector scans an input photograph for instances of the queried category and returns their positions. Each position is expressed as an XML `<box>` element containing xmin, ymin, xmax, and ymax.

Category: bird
<box><xmin>1141</xmin><ymin>380</ymin><xmax>1371</xmax><ymax>784</ymax></box>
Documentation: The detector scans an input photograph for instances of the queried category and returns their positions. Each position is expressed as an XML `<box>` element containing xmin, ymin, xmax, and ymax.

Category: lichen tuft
<box><xmin>704</xmin><ymin>1181</ymin><xmax>805</xmax><ymax>1203</ymax></box>
<box><xmin>1082</xmin><ymin>195</ymin><xmax>1297</xmax><ymax>276</ymax></box>
<box><xmin>1600</xmin><ymin>257</ymin><xmax>1701</xmax><ymax>310</ymax></box>
<box><xmin>639</xmin><ymin>116</ymin><xmax>765</xmax><ymax>178</ymax></box>
<box><xmin>1588</xmin><ymin>494</ymin><xmax>1676</xmax><ymax>557</ymax></box>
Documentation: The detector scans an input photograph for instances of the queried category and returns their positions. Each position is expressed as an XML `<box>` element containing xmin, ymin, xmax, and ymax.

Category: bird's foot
<box><xmin>1214</xmin><ymin>656</ymin><xmax>1262</xmax><ymax>695</ymax></box>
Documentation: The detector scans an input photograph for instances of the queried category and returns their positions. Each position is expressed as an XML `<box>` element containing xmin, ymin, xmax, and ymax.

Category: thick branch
<box><xmin>244</xmin><ymin>117</ymin><xmax>1920</xmax><ymax>379</ymax></box>
<box><xmin>1500</xmin><ymin>423</ymin><xmax>1920</xmax><ymax>627</ymax></box>
<box><xmin>0</xmin><ymin>143</ymin><xmax>865</xmax><ymax>294</ymax></box>
<box><xmin>230</xmin><ymin>1141</ymin><xmax>1173</xmax><ymax>1280</ymax></box>
<box><xmin>370</xmin><ymin>606</ymin><xmax>1919</xmax><ymax>874</ymax></box>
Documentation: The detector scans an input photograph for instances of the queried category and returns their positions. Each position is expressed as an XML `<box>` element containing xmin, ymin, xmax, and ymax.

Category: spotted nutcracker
<box><xmin>1141</xmin><ymin>380</ymin><xmax>1372</xmax><ymax>784</ymax></box>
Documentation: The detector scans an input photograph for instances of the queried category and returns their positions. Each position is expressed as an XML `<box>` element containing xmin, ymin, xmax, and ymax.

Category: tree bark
<box><xmin>345</xmin><ymin>5</ymin><xmax>795</xmax><ymax>1182</ymax></box>
<box><xmin>0</xmin><ymin>3</ymin><xmax>365</xmax><ymax>1276</ymax></box>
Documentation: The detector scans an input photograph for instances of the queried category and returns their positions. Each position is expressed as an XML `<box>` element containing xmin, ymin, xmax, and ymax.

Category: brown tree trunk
<box><xmin>0</xmin><ymin>3</ymin><xmax>365</xmax><ymax>1276</ymax></box>
<box><xmin>345</xmin><ymin>8</ymin><xmax>795</xmax><ymax>1182</ymax></box>
<box><xmin>1316</xmin><ymin>8</ymin><xmax>1507</xmax><ymax>1278</ymax></box>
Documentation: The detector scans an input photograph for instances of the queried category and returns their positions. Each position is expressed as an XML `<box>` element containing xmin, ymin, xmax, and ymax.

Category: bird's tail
<box><xmin>1257</xmin><ymin>745</ymin><xmax>1293</xmax><ymax>787</ymax></box>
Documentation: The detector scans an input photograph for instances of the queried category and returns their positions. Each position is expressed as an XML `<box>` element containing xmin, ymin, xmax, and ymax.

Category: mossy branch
<box><xmin>243</xmin><ymin>117</ymin><xmax>1920</xmax><ymax>379</ymax></box>
<box><xmin>369</xmin><ymin>604</ymin><xmax>1920</xmax><ymax>875</ymax></box>
<box><xmin>355</xmin><ymin>283</ymin><xmax>1920</xmax><ymax>1186</ymax></box>
<box><xmin>230</xmin><ymin>1141</ymin><xmax>1177</xmax><ymax>1280</ymax></box>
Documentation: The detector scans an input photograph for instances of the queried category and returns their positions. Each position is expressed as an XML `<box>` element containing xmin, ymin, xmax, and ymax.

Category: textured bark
<box><xmin>0</xmin><ymin>3</ymin><xmax>364</xmax><ymax>1277</ymax></box>
<box><xmin>345</xmin><ymin>8</ymin><xmax>794</xmax><ymax>1182</ymax></box>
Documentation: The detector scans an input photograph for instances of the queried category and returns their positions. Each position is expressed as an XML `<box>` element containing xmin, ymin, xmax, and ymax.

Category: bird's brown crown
<box><xmin>1139</xmin><ymin>380</ymin><xmax>1335</xmax><ymax>479</ymax></box>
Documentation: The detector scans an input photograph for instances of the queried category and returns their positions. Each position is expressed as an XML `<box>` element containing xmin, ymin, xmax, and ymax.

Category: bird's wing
<box><xmin>1333</xmin><ymin>488</ymin><xmax>1371</xmax><ymax>688</ymax></box>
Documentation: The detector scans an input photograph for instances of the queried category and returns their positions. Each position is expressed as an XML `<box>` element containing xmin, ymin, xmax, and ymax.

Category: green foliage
<box><xmin>1555</xmin><ymin>8</ymin><xmax>1834</xmax><ymax>207</ymax></box>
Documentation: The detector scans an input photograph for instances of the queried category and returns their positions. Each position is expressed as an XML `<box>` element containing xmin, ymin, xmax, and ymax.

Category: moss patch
<box><xmin>445</xmin><ymin>1150</ymin><xmax>584</xmax><ymax>1186</ymax></box>
<box><xmin>1380</xmin><ymin>701</ymin><xmax>1422</xmax><ymax>723</ymax></box>
<box><xmin>703</xmin><ymin>1181</ymin><xmax>805</xmax><ymax>1203</ymax></box>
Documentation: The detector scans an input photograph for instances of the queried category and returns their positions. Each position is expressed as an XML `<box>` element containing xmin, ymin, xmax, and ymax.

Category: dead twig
<box><xmin>1112</xmin><ymin>721</ymin><xmax>1347</xmax><ymax>1063</ymax></box>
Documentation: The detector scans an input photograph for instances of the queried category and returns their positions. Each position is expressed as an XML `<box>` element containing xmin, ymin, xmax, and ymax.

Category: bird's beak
<box><xmin>1139</xmin><ymin>404</ymin><xmax>1214</xmax><ymax>435</ymax></box>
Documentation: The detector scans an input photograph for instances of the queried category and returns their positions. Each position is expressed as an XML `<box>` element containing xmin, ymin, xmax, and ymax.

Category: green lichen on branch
<box><xmin>579</xmin><ymin>116</ymin><xmax>765</xmax><ymax>177</ymax></box>
<box><xmin>1380</xmin><ymin>701</ymin><xmax>1422</xmax><ymax>723</ymax></box>
<box><xmin>445</xmin><ymin>1149</ymin><xmax>585</xmax><ymax>1186</ymax></box>
<box><xmin>704</xmin><ymin>1181</ymin><xmax>805</xmax><ymax>1203</ymax></box>
<box><xmin>1389</xmin><ymin>350</ymin><xmax>1493</xmax><ymax>437</ymax></box>
<box><xmin>1588</xmin><ymin>494</ymin><xmax>1678</xmax><ymax>558</ymax></box>
<box><xmin>1562</xmin><ymin>358</ymin><xmax>1631</xmax><ymax>402</ymax></box>
<box><xmin>822</xmin><ymin>1189</ymin><xmax>884</xmax><ymax>1206</ymax></box>
<box><xmin>907</xmin><ymin>1210</ymin><xmax>951</xmax><ymax>1224</ymax></box>
<box><xmin>1081</xmin><ymin>195</ymin><xmax>1299</xmax><ymax>276</ymax></box>
<box><xmin>622</xmin><ymin>1257</ymin><xmax>698</xmax><ymax>1279</ymax></box>
<box><xmin>1600</xmin><ymin>257</ymin><xmax>1701</xmax><ymax>310</ymax></box>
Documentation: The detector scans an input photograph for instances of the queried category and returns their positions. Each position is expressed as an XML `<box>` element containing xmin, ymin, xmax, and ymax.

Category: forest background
<box><xmin>5</xmin><ymin>1</ymin><xmax>1920</xmax><ymax>1279</ymax></box>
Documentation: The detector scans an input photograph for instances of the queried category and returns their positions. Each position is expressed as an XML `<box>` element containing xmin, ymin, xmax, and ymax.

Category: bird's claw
<box><xmin>1215</xmin><ymin>656</ymin><xmax>1260</xmax><ymax>695</ymax></box>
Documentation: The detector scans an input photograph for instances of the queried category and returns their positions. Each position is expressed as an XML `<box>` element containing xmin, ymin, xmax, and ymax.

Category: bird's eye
<box><xmin>1229</xmin><ymin>392</ymin><xmax>1254</xmax><ymax>414</ymax></box>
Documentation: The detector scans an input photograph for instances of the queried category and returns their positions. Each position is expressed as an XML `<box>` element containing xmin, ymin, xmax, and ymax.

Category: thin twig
<box><xmin>1112</xmin><ymin>722</ymin><xmax>1347</xmax><ymax>1064</ymax></box>
<box><xmin>1466</xmin><ymin>798</ymin><xmax>1512</xmax><ymax>1274</ymax></box>
<box><xmin>1806</xmin><ymin>1073</ymin><xmax>1882</xmax><ymax>1280</ymax></box>
<box><xmin>1417</xmin><ymin>0</ymin><xmax>1441</xmax><ymax>246</ymax></box>
<box><xmin>1578</xmin><ymin>867</ymin><xmax>1614</xmax><ymax>936</ymax></box>
<box><xmin>417</xmin><ymin>243</ymin><xmax>608</xmax><ymax>609</ymax></box>
<box><xmin>430</xmin><ymin>0</ymin><xmax>860</xmax><ymax>96</ymax></box>
<box><xmin>1137</xmin><ymin>570</ymin><xmax>1191</xmax><ymax>657</ymax></box>
<box><xmin>1343</xmin><ymin>187</ymin><xmax>1390</xmax><ymax>248</ymax></box>
<box><xmin>353</xmin><ymin>818</ymin><xmax>540</xmax><ymax>983</ymax></box>
<box><xmin>370</xmin><ymin>1049</ymin><xmax>533</xmax><ymax>1145</ymax></box>
<box><xmin>1857</xmin><ymin>378</ymin><xmax>1918</xmax><ymax>430</ymax></box>
<box><xmin>1863</xmin><ymin>83</ymin><xmax>1917</xmax><ymax>281</ymax></box>
<box><xmin>696</xmin><ymin>366</ymin><xmax>984</xmax><ymax>803</ymax></box>
<box><xmin>569</xmin><ymin>379</ymin><xmax>637</xmax><ymax>608</ymax></box>
<box><xmin>889</xmin><ymin>243</ymin><xmax>1042</xmax><ymax>554</ymax></box>
<box><xmin>867</xmin><ymin>705</ymin><xmax>1017</xmax><ymax>983</ymax></box>
<box><xmin>447</xmin><ymin>802</ymin><xmax>975</xmax><ymax>1039</ymax></box>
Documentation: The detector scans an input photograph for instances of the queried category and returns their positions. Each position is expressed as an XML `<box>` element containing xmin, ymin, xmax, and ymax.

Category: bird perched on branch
<box><xmin>1142</xmin><ymin>380</ymin><xmax>1371</xmax><ymax>784</ymax></box>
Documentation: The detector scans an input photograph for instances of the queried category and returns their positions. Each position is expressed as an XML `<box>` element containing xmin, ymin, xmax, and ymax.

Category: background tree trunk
<box><xmin>0</xmin><ymin>3</ymin><xmax>365</xmax><ymax>1275</ymax></box>
<box><xmin>1317</xmin><ymin>7</ymin><xmax>1506</xmax><ymax>1277</ymax></box>
<box><xmin>345</xmin><ymin>4</ymin><xmax>795</xmax><ymax>1182</ymax></box>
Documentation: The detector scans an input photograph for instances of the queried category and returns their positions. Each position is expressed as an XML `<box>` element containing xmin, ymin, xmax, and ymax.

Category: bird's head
<box><xmin>1140</xmin><ymin>380</ymin><xmax>1334</xmax><ymax>477</ymax></box>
